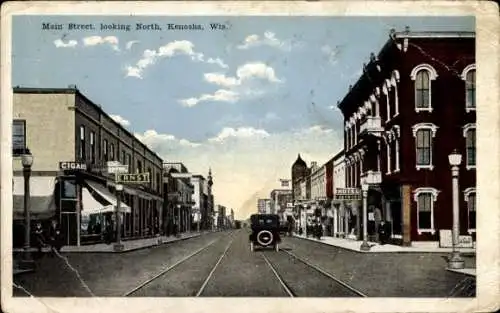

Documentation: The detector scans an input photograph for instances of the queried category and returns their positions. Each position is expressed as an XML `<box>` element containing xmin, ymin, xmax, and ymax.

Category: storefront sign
<box><xmin>116</xmin><ymin>172</ymin><xmax>150</xmax><ymax>183</ymax></box>
<box><xmin>439</xmin><ymin>230</ymin><xmax>474</xmax><ymax>248</ymax></box>
<box><xmin>334</xmin><ymin>188</ymin><xmax>362</xmax><ymax>200</ymax></box>
<box><xmin>59</xmin><ymin>161</ymin><xmax>87</xmax><ymax>171</ymax></box>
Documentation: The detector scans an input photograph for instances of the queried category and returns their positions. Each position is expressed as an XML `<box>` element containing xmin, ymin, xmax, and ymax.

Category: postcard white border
<box><xmin>1</xmin><ymin>1</ymin><xmax>499</xmax><ymax>313</ymax></box>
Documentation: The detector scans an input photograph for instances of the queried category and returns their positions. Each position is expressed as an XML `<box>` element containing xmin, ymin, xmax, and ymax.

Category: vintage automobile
<box><xmin>249</xmin><ymin>214</ymin><xmax>281</xmax><ymax>252</ymax></box>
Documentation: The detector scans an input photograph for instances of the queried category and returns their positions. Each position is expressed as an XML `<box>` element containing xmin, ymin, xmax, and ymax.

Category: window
<box><xmin>12</xmin><ymin>120</ymin><xmax>26</xmax><ymax>155</ymax></box>
<box><xmin>461</xmin><ymin>64</ymin><xmax>476</xmax><ymax>112</ymax></box>
<box><xmin>103</xmin><ymin>139</ymin><xmax>108</xmax><ymax>161</ymax></box>
<box><xmin>110</xmin><ymin>143</ymin><xmax>115</xmax><ymax>161</ymax></box>
<box><xmin>148</xmin><ymin>167</ymin><xmax>152</xmax><ymax>188</ymax></box>
<box><xmin>412</xmin><ymin>123</ymin><xmax>438</xmax><ymax>170</ymax></box>
<box><xmin>156</xmin><ymin>172</ymin><xmax>161</xmax><ymax>193</ymax></box>
<box><xmin>466</xmin><ymin>70</ymin><xmax>476</xmax><ymax>109</ymax></box>
<box><xmin>411</xmin><ymin>64</ymin><xmax>438</xmax><ymax>112</ymax></box>
<box><xmin>90</xmin><ymin>131</ymin><xmax>96</xmax><ymax>164</ymax></box>
<box><xmin>413</xmin><ymin>187</ymin><xmax>439</xmax><ymax>234</ymax></box>
<box><xmin>122</xmin><ymin>150</ymin><xmax>126</xmax><ymax>165</ymax></box>
<box><xmin>127</xmin><ymin>154</ymin><xmax>132</xmax><ymax>171</ymax></box>
<box><xmin>79</xmin><ymin>125</ymin><xmax>86</xmax><ymax>161</ymax></box>
<box><xmin>386</xmin><ymin>138</ymin><xmax>392</xmax><ymax>174</ymax></box>
<box><xmin>137</xmin><ymin>160</ymin><xmax>142</xmax><ymax>173</ymax></box>
<box><xmin>416</xmin><ymin>130</ymin><xmax>431</xmax><ymax>166</ymax></box>
<box><xmin>464</xmin><ymin>188</ymin><xmax>476</xmax><ymax>233</ymax></box>
<box><xmin>464</xmin><ymin>126</ymin><xmax>476</xmax><ymax>169</ymax></box>
<box><xmin>415</xmin><ymin>71</ymin><xmax>430</xmax><ymax>109</ymax></box>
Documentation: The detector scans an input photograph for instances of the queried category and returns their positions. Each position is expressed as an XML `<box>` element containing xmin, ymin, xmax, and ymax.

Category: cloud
<box><xmin>133</xmin><ymin>125</ymin><xmax>343</xmax><ymax>219</ymax></box>
<box><xmin>110</xmin><ymin>114</ymin><xmax>130</xmax><ymax>127</ymax></box>
<box><xmin>179</xmin><ymin>89</ymin><xmax>239</xmax><ymax>107</ymax></box>
<box><xmin>54</xmin><ymin>39</ymin><xmax>78</xmax><ymax>48</ymax></box>
<box><xmin>208</xmin><ymin>127</ymin><xmax>270</xmax><ymax>142</ymax></box>
<box><xmin>82</xmin><ymin>36</ymin><xmax>120</xmax><ymax>51</ymax></box>
<box><xmin>180</xmin><ymin>62</ymin><xmax>282</xmax><ymax>107</ymax></box>
<box><xmin>264</xmin><ymin>112</ymin><xmax>280</xmax><ymax>121</ymax></box>
<box><xmin>321</xmin><ymin>44</ymin><xmax>341</xmax><ymax>65</ymax></box>
<box><xmin>126</xmin><ymin>40</ymin><xmax>139</xmax><ymax>50</ymax></box>
<box><xmin>125</xmin><ymin>40</ymin><xmax>228</xmax><ymax>79</ymax></box>
<box><xmin>237</xmin><ymin>31</ymin><xmax>296</xmax><ymax>51</ymax></box>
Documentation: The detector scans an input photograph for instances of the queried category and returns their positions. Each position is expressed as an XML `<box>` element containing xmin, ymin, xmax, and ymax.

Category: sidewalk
<box><xmin>295</xmin><ymin>234</ymin><xmax>476</xmax><ymax>254</ymax></box>
<box><xmin>13</xmin><ymin>230</ymin><xmax>213</xmax><ymax>254</ymax></box>
<box><xmin>295</xmin><ymin>235</ymin><xmax>476</xmax><ymax>277</ymax></box>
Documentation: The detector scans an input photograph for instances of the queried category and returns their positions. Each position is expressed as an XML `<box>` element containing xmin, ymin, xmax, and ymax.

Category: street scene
<box><xmin>5</xmin><ymin>9</ymin><xmax>482</xmax><ymax>302</ymax></box>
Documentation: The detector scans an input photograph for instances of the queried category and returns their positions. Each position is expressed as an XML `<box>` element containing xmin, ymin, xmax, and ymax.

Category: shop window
<box><xmin>413</xmin><ymin>187</ymin><xmax>439</xmax><ymax>234</ymax></box>
<box><xmin>110</xmin><ymin>143</ymin><xmax>115</xmax><ymax>161</ymax></box>
<box><xmin>103</xmin><ymin>139</ymin><xmax>108</xmax><ymax>161</ymax></box>
<box><xmin>12</xmin><ymin>119</ymin><xmax>26</xmax><ymax>156</ymax></box>
<box><xmin>61</xmin><ymin>180</ymin><xmax>77</xmax><ymax>199</ymax></box>
<box><xmin>90</xmin><ymin>131</ymin><xmax>96</xmax><ymax>164</ymax></box>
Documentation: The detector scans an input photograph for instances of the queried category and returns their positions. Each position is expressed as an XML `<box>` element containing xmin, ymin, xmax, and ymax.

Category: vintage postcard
<box><xmin>1</xmin><ymin>1</ymin><xmax>499</xmax><ymax>313</ymax></box>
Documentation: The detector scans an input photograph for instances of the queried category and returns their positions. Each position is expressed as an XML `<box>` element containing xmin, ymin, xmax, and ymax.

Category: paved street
<box><xmin>13</xmin><ymin>229</ymin><xmax>475</xmax><ymax>297</ymax></box>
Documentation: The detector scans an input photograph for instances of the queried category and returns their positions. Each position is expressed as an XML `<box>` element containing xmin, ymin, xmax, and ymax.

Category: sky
<box><xmin>12</xmin><ymin>15</ymin><xmax>474</xmax><ymax>219</ymax></box>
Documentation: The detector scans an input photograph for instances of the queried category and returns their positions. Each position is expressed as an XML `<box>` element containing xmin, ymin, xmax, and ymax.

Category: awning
<box><xmin>106</xmin><ymin>180</ymin><xmax>158</xmax><ymax>201</ymax></box>
<box><xmin>85</xmin><ymin>180</ymin><xmax>131</xmax><ymax>213</ymax></box>
<box><xmin>12</xmin><ymin>176</ymin><xmax>56</xmax><ymax>220</ymax></box>
<box><xmin>81</xmin><ymin>187</ymin><xmax>110</xmax><ymax>215</ymax></box>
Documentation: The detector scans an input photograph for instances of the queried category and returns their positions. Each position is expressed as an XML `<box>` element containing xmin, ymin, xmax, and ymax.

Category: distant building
<box><xmin>257</xmin><ymin>198</ymin><xmax>269</xmax><ymax>214</ymax></box>
<box><xmin>270</xmin><ymin>189</ymin><xmax>293</xmax><ymax>220</ymax></box>
<box><xmin>163</xmin><ymin>162</ymin><xmax>194</xmax><ymax>235</ymax></box>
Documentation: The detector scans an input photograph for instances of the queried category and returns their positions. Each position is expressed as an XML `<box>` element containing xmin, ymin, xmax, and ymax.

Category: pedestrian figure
<box><xmin>378</xmin><ymin>220</ymin><xmax>388</xmax><ymax>245</ymax></box>
<box><xmin>33</xmin><ymin>222</ymin><xmax>45</xmax><ymax>260</ymax></box>
<box><xmin>48</xmin><ymin>219</ymin><xmax>63</xmax><ymax>256</ymax></box>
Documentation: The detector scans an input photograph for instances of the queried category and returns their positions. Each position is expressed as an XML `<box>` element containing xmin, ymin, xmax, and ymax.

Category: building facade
<box><xmin>332</xmin><ymin>150</ymin><xmax>350</xmax><ymax>237</ymax></box>
<box><xmin>270</xmin><ymin>189</ymin><xmax>293</xmax><ymax>221</ymax></box>
<box><xmin>163</xmin><ymin>162</ymin><xmax>194</xmax><ymax>235</ymax></box>
<box><xmin>191</xmin><ymin>174</ymin><xmax>206</xmax><ymax>231</ymax></box>
<box><xmin>337</xmin><ymin>28</ymin><xmax>476</xmax><ymax>245</ymax></box>
<box><xmin>12</xmin><ymin>86</ymin><xmax>164</xmax><ymax>247</ymax></box>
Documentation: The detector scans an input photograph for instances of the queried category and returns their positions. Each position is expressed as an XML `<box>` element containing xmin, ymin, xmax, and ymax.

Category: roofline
<box><xmin>13</xmin><ymin>86</ymin><xmax>164</xmax><ymax>165</ymax></box>
<box><xmin>394</xmin><ymin>31</ymin><xmax>475</xmax><ymax>39</ymax></box>
<box><xmin>336</xmin><ymin>30</ymin><xmax>475</xmax><ymax>112</ymax></box>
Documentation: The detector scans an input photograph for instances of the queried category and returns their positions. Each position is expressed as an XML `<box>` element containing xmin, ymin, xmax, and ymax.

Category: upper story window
<box><xmin>463</xmin><ymin>124</ymin><xmax>476</xmax><ymax>170</ymax></box>
<box><xmin>411</xmin><ymin>64</ymin><xmax>438</xmax><ymax>113</ymax></box>
<box><xmin>412</xmin><ymin>123</ymin><xmax>438</xmax><ymax>171</ymax></box>
<box><xmin>122</xmin><ymin>150</ymin><xmax>126</xmax><ymax>165</ymax></box>
<box><xmin>110</xmin><ymin>143</ymin><xmax>115</xmax><ymax>161</ymax></box>
<box><xmin>137</xmin><ymin>160</ymin><xmax>142</xmax><ymax>173</ymax></box>
<box><xmin>103</xmin><ymin>139</ymin><xmax>108</xmax><ymax>161</ymax></box>
<box><xmin>90</xmin><ymin>131</ymin><xmax>96</xmax><ymax>164</ymax></box>
<box><xmin>12</xmin><ymin>119</ymin><xmax>26</xmax><ymax>156</ymax></box>
<box><xmin>461</xmin><ymin>64</ymin><xmax>476</xmax><ymax>112</ymax></box>
<box><xmin>464</xmin><ymin>187</ymin><xmax>476</xmax><ymax>233</ymax></box>
<box><xmin>127</xmin><ymin>153</ymin><xmax>132</xmax><ymax>171</ymax></box>
<box><xmin>79</xmin><ymin>125</ymin><xmax>86</xmax><ymax>161</ymax></box>
<box><xmin>413</xmin><ymin>187</ymin><xmax>439</xmax><ymax>235</ymax></box>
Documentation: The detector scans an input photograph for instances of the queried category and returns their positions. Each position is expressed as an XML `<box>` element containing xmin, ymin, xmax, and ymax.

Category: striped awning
<box><xmin>85</xmin><ymin>180</ymin><xmax>131</xmax><ymax>213</ymax></box>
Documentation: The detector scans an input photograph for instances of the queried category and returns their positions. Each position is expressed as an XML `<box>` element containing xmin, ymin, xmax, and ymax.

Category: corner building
<box><xmin>12</xmin><ymin>86</ymin><xmax>164</xmax><ymax>246</ymax></box>
<box><xmin>337</xmin><ymin>29</ymin><xmax>476</xmax><ymax>245</ymax></box>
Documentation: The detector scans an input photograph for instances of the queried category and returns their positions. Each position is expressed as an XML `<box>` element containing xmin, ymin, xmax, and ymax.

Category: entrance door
<box><xmin>391</xmin><ymin>201</ymin><xmax>402</xmax><ymax>236</ymax></box>
<box><xmin>60</xmin><ymin>212</ymin><xmax>77</xmax><ymax>246</ymax></box>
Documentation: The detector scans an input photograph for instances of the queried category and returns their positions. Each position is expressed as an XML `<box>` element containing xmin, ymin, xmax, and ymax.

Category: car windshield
<box><xmin>251</xmin><ymin>215</ymin><xmax>278</xmax><ymax>226</ymax></box>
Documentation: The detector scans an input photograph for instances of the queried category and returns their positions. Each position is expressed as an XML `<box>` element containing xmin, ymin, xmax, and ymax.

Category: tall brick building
<box><xmin>337</xmin><ymin>28</ymin><xmax>476</xmax><ymax>245</ymax></box>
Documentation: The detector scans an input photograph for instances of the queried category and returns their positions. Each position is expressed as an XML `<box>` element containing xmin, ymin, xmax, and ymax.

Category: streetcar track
<box><xmin>281</xmin><ymin>249</ymin><xmax>367</xmax><ymax>297</ymax></box>
<box><xmin>261</xmin><ymin>253</ymin><xmax>295</xmax><ymax>297</ymax></box>
<box><xmin>123</xmin><ymin>232</ymin><xmax>233</xmax><ymax>296</ymax></box>
<box><xmin>196</xmin><ymin>235</ymin><xmax>235</xmax><ymax>297</ymax></box>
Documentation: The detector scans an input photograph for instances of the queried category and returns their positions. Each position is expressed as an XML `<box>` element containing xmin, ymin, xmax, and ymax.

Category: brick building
<box><xmin>337</xmin><ymin>28</ymin><xmax>476</xmax><ymax>245</ymax></box>
<box><xmin>12</xmin><ymin>86</ymin><xmax>164</xmax><ymax>246</ymax></box>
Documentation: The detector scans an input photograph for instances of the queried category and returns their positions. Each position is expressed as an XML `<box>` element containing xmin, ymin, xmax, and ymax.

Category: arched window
<box><xmin>412</xmin><ymin>123</ymin><xmax>438</xmax><ymax>170</ymax></box>
<box><xmin>464</xmin><ymin>187</ymin><xmax>476</xmax><ymax>233</ymax></box>
<box><xmin>461</xmin><ymin>64</ymin><xmax>476</xmax><ymax>112</ymax></box>
<box><xmin>411</xmin><ymin>64</ymin><xmax>438</xmax><ymax>112</ymax></box>
<box><xmin>463</xmin><ymin>124</ymin><xmax>476</xmax><ymax>169</ymax></box>
<box><xmin>415</xmin><ymin>71</ymin><xmax>430</xmax><ymax>109</ymax></box>
<box><xmin>413</xmin><ymin>187</ymin><xmax>439</xmax><ymax>234</ymax></box>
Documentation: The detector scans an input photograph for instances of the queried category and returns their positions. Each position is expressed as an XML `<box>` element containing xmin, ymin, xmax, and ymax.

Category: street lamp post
<box><xmin>21</xmin><ymin>149</ymin><xmax>34</xmax><ymax>269</ymax></box>
<box><xmin>114</xmin><ymin>183</ymin><xmax>124</xmax><ymax>251</ymax></box>
<box><xmin>360</xmin><ymin>182</ymin><xmax>371</xmax><ymax>251</ymax></box>
<box><xmin>176</xmin><ymin>203</ymin><xmax>181</xmax><ymax>236</ymax></box>
<box><xmin>448</xmin><ymin>150</ymin><xmax>465</xmax><ymax>269</ymax></box>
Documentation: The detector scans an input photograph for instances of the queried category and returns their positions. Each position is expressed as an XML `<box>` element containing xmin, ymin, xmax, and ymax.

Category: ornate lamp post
<box><xmin>360</xmin><ymin>181</ymin><xmax>371</xmax><ymax>251</ymax></box>
<box><xmin>114</xmin><ymin>183</ymin><xmax>124</xmax><ymax>251</ymax></box>
<box><xmin>448</xmin><ymin>150</ymin><xmax>465</xmax><ymax>269</ymax></box>
<box><xmin>21</xmin><ymin>149</ymin><xmax>34</xmax><ymax>268</ymax></box>
<box><xmin>176</xmin><ymin>203</ymin><xmax>181</xmax><ymax>236</ymax></box>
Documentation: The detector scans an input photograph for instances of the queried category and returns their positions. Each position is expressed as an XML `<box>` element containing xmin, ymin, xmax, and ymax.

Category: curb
<box><xmin>293</xmin><ymin>235</ymin><xmax>477</xmax><ymax>255</ymax></box>
<box><xmin>446</xmin><ymin>268</ymin><xmax>477</xmax><ymax>277</ymax></box>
